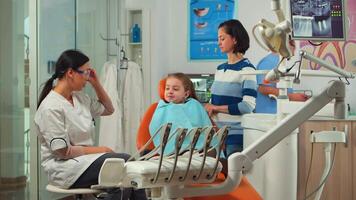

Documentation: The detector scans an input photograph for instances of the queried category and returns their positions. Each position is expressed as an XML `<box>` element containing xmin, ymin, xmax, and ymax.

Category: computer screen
<box><xmin>290</xmin><ymin>0</ymin><xmax>346</xmax><ymax>41</ymax></box>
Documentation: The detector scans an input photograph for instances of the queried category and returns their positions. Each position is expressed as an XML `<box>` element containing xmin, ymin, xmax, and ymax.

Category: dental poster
<box><xmin>189</xmin><ymin>0</ymin><xmax>235</xmax><ymax>60</ymax></box>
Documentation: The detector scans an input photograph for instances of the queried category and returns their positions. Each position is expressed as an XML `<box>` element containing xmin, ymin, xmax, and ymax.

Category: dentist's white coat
<box><xmin>34</xmin><ymin>91</ymin><xmax>105</xmax><ymax>188</ymax></box>
<box><xmin>122</xmin><ymin>61</ymin><xmax>144</xmax><ymax>154</ymax></box>
<box><xmin>99</xmin><ymin>61</ymin><xmax>124</xmax><ymax>152</ymax></box>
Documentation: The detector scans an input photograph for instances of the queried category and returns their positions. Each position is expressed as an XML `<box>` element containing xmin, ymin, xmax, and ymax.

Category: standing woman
<box><xmin>205</xmin><ymin>19</ymin><xmax>257</xmax><ymax>157</ymax></box>
<box><xmin>34</xmin><ymin>49</ymin><xmax>146</xmax><ymax>199</ymax></box>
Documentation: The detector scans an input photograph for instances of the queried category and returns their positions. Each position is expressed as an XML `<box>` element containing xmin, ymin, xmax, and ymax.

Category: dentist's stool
<box><xmin>46</xmin><ymin>184</ymin><xmax>101</xmax><ymax>200</ymax></box>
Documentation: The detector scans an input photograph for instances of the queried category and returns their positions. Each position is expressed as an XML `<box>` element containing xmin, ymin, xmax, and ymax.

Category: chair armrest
<box><xmin>97</xmin><ymin>158</ymin><xmax>125</xmax><ymax>188</ymax></box>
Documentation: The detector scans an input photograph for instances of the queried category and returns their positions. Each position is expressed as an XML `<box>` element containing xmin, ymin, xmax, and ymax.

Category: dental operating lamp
<box><xmin>253</xmin><ymin>0</ymin><xmax>292</xmax><ymax>58</ymax></box>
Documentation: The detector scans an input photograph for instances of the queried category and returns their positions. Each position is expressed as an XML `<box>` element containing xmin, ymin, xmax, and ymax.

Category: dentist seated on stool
<box><xmin>34</xmin><ymin>49</ymin><xmax>147</xmax><ymax>200</ymax></box>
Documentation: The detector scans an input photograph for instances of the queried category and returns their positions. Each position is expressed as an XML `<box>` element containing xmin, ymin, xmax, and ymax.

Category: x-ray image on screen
<box><xmin>290</xmin><ymin>0</ymin><xmax>346</xmax><ymax>41</ymax></box>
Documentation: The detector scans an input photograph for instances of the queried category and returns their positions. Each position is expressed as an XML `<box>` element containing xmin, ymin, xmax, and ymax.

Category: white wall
<box><xmin>125</xmin><ymin>0</ymin><xmax>276</xmax><ymax>102</ymax></box>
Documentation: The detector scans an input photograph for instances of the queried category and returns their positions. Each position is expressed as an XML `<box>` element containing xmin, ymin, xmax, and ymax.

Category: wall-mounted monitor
<box><xmin>290</xmin><ymin>0</ymin><xmax>346</xmax><ymax>41</ymax></box>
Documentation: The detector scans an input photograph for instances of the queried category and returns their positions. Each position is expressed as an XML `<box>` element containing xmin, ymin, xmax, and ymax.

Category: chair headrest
<box><xmin>158</xmin><ymin>78</ymin><xmax>166</xmax><ymax>100</ymax></box>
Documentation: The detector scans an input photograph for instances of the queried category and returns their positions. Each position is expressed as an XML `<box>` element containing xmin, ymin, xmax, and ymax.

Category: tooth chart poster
<box><xmin>189</xmin><ymin>0</ymin><xmax>235</xmax><ymax>60</ymax></box>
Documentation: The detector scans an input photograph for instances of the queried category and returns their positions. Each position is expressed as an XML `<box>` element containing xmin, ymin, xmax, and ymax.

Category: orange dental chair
<box><xmin>136</xmin><ymin>79</ymin><xmax>262</xmax><ymax>200</ymax></box>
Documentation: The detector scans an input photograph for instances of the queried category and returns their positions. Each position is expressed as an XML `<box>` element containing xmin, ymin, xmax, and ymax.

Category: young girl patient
<box><xmin>149</xmin><ymin>73</ymin><xmax>213</xmax><ymax>155</ymax></box>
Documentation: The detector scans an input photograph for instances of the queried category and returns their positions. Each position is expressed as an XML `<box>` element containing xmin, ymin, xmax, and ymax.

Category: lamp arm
<box><xmin>165</xmin><ymin>80</ymin><xmax>346</xmax><ymax>199</ymax></box>
<box><xmin>271</xmin><ymin>0</ymin><xmax>285</xmax><ymax>22</ymax></box>
<box><xmin>300</xmin><ymin>50</ymin><xmax>355</xmax><ymax>79</ymax></box>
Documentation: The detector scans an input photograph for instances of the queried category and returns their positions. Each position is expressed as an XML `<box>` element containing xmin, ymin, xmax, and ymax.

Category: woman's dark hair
<box><xmin>37</xmin><ymin>49</ymin><xmax>89</xmax><ymax>108</ymax></box>
<box><xmin>218</xmin><ymin>19</ymin><xmax>250</xmax><ymax>54</ymax></box>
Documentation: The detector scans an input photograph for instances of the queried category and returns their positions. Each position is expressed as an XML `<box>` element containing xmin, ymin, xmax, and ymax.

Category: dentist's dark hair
<box><xmin>37</xmin><ymin>49</ymin><xmax>89</xmax><ymax>108</ymax></box>
<box><xmin>219</xmin><ymin>19</ymin><xmax>250</xmax><ymax>54</ymax></box>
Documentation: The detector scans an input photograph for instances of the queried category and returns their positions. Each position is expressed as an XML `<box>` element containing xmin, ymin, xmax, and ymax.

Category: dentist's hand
<box><xmin>87</xmin><ymin>68</ymin><xmax>99</xmax><ymax>86</ymax></box>
<box><xmin>87</xmin><ymin>68</ymin><xmax>115</xmax><ymax>115</ymax></box>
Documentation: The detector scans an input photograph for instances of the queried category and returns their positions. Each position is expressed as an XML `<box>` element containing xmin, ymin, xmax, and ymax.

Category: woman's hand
<box><xmin>87</xmin><ymin>68</ymin><xmax>99</xmax><ymax>86</ymax></box>
<box><xmin>204</xmin><ymin>103</ymin><xmax>216</xmax><ymax>117</ymax></box>
<box><xmin>82</xmin><ymin>146</ymin><xmax>114</xmax><ymax>155</ymax></box>
<box><xmin>99</xmin><ymin>146</ymin><xmax>114</xmax><ymax>153</ymax></box>
<box><xmin>288</xmin><ymin>93</ymin><xmax>310</xmax><ymax>102</ymax></box>
<box><xmin>205</xmin><ymin>103</ymin><xmax>229</xmax><ymax>116</ymax></box>
<box><xmin>258</xmin><ymin>85</ymin><xmax>279</xmax><ymax>97</ymax></box>
<box><xmin>86</xmin><ymin>68</ymin><xmax>115</xmax><ymax>115</ymax></box>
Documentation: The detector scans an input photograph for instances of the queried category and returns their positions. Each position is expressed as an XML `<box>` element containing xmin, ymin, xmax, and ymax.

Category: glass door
<box><xmin>0</xmin><ymin>0</ymin><xmax>30</xmax><ymax>199</ymax></box>
<box><xmin>0</xmin><ymin>0</ymin><xmax>118</xmax><ymax>199</ymax></box>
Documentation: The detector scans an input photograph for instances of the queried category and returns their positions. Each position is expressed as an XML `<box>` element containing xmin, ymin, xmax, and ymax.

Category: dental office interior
<box><xmin>1</xmin><ymin>0</ymin><xmax>356</xmax><ymax>199</ymax></box>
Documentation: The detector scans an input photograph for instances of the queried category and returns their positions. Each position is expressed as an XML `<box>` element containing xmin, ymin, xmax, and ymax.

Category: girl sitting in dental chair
<box><xmin>148</xmin><ymin>72</ymin><xmax>213</xmax><ymax>155</ymax></box>
<box><xmin>136</xmin><ymin>73</ymin><xmax>262</xmax><ymax>200</ymax></box>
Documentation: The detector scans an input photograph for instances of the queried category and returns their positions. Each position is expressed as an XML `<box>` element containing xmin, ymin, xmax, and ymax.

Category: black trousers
<box><xmin>71</xmin><ymin>153</ymin><xmax>147</xmax><ymax>200</ymax></box>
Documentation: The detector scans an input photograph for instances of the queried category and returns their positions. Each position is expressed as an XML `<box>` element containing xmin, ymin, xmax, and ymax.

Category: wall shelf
<box><xmin>128</xmin><ymin>42</ymin><xmax>142</xmax><ymax>45</ymax></box>
<box><xmin>125</xmin><ymin>8</ymin><xmax>151</xmax><ymax>108</ymax></box>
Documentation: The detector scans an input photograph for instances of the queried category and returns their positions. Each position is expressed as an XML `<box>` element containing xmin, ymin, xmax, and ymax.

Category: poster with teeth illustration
<box><xmin>189</xmin><ymin>0</ymin><xmax>235</xmax><ymax>60</ymax></box>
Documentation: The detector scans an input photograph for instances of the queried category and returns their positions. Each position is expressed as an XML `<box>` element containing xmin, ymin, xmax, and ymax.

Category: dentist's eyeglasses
<box><xmin>74</xmin><ymin>69</ymin><xmax>91</xmax><ymax>78</ymax></box>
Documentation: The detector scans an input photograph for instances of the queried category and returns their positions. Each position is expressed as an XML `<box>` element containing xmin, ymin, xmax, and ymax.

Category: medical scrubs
<box><xmin>34</xmin><ymin>90</ymin><xmax>105</xmax><ymax>188</ymax></box>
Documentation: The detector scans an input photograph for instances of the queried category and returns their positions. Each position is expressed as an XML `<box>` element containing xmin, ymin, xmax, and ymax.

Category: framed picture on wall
<box><xmin>189</xmin><ymin>0</ymin><xmax>235</xmax><ymax>60</ymax></box>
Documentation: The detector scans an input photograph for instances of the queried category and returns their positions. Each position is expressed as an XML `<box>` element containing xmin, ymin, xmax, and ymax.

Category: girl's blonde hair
<box><xmin>166</xmin><ymin>73</ymin><xmax>198</xmax><ymax>100</ymax></box>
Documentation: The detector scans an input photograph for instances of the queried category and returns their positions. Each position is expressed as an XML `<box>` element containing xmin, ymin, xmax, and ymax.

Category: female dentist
<box><xmin>34</xmin><ymin>49</ymin><xmax>146</xmax><ymax>199</ymax></box>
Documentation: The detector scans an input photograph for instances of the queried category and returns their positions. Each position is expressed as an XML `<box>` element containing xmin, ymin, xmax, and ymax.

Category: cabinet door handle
<box><xmin>344</xmin><ymin>124</ymin><xmax>348</xmax><ymax>147</ymax></box>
